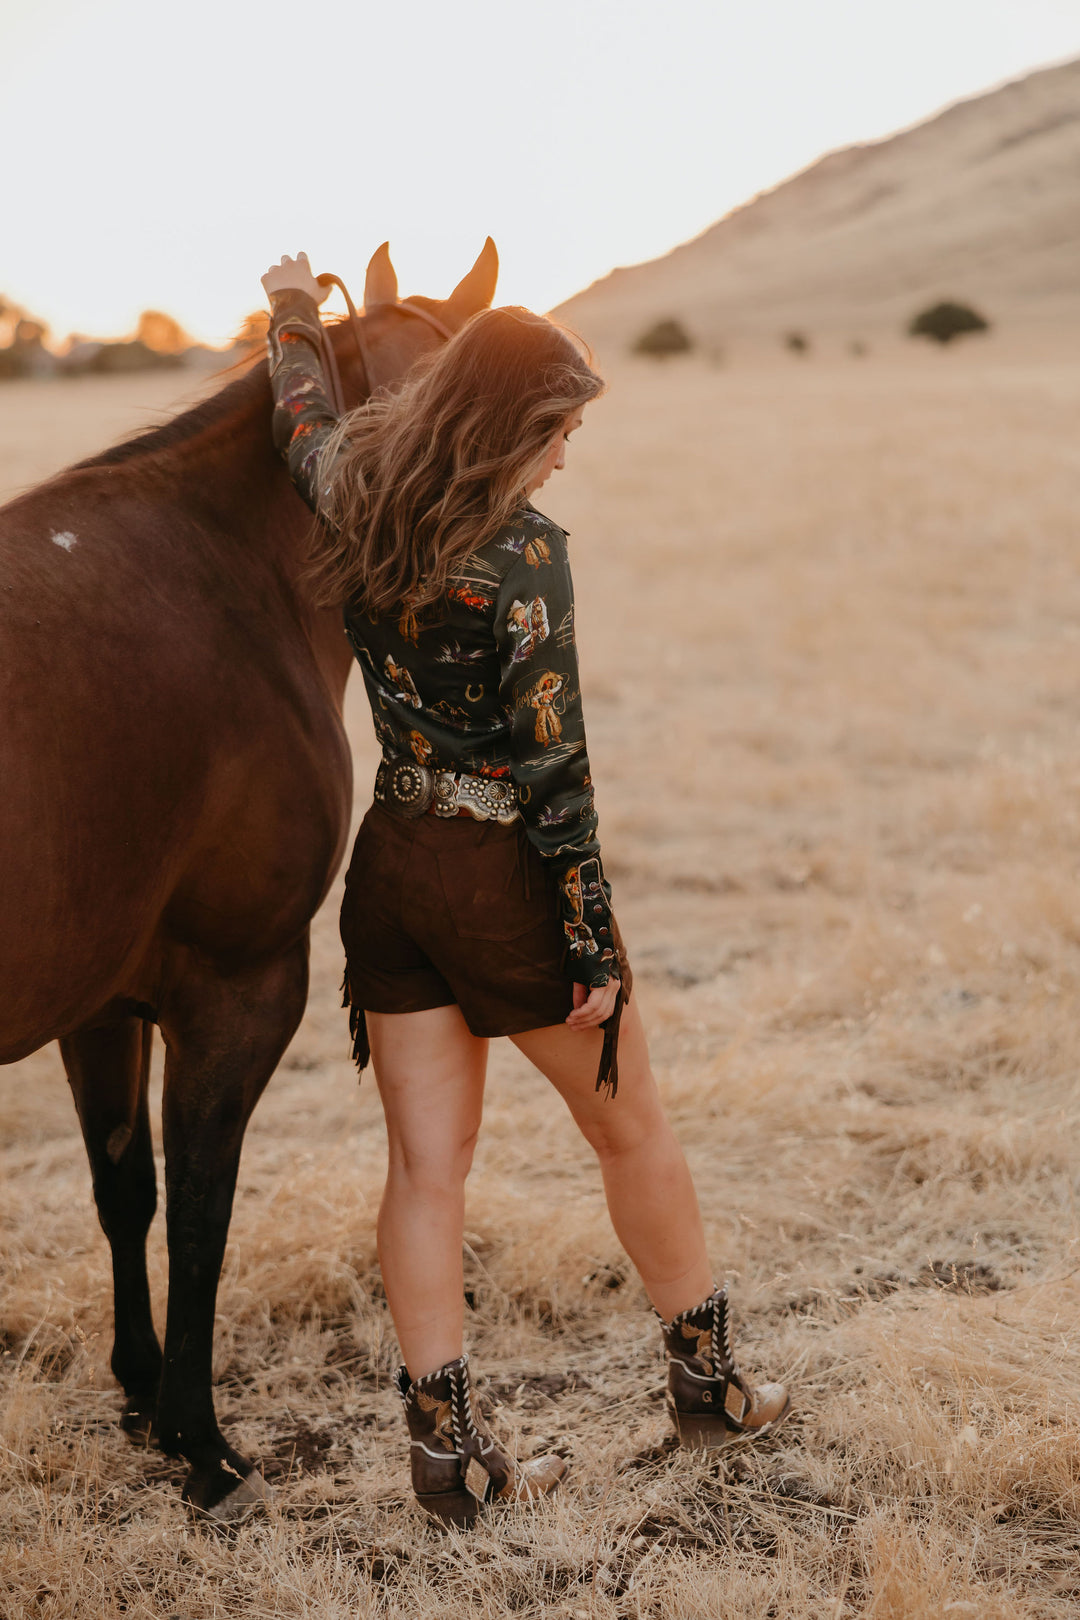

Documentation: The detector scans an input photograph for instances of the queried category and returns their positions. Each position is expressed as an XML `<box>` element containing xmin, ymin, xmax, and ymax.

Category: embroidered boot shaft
<box><xmin>660</xmin><ymin>1286</ymin><xmax>790</xmax><ymax>1449</ymax></box>
<box><xmin>397</xmin><ymin>1354</ymin><xmax>566</xmax><ymax>1527</ymax></box>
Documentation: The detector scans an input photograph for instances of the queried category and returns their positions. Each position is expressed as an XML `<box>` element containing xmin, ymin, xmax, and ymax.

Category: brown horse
<box><xmin>0</xmin><ymin>240</ymin><xmax>499</xmax><ymax>1519</ymax></box>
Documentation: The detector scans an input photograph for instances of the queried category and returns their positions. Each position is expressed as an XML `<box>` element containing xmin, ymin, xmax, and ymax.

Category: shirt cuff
<box><xmin>266</xmin><ymin>290</ymin><xmax>325</xmax><ymax>372</ymax></box>
<box><xmin>558</xmin><ymin>856</ymin><xmax>618</xmax><ymax>987</ymax></box>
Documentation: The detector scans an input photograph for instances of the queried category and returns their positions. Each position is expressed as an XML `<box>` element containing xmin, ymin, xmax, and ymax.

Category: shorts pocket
<box><xmin>435</xmin><ymin>830</ymin><xmax>550</xmax><ymax>942</ymax></box>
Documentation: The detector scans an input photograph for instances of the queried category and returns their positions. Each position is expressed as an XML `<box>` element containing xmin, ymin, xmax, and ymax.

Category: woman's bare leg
<box><xmin>367</xmin><ymin>1005</ymin><xmax>489</xmax><ymax>1379</ymax></box>
<box><xmin>511</xmin><ymin>998</ymin><xmax>714</xmax><ymax>1321</ymax></box>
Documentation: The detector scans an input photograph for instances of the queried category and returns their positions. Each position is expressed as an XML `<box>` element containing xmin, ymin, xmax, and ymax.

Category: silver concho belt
<box><xmin>375</xmin><ymin>756</ymin><xmax>519</xmax><ymax>824</ymax></box>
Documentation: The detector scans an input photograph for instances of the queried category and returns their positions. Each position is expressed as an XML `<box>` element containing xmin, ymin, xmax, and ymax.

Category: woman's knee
<box><xmin>577</xmin><ymin>1091</ymin><xmax>673</xmax><ymax>1166</ymax></box>
<box><xmin>386</xmin><ymin>1123</ymin><xmax>481</xmax><ymax>1192</ymax></box>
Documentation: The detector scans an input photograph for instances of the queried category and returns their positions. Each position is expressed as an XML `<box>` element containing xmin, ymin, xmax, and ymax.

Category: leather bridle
<box><xmin>315</xmin><ymin>271</ymin><xmax>454</xmax><ymax>414</ymax></box>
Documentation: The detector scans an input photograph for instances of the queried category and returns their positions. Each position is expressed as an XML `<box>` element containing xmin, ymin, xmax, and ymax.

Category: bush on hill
<box><xmin>908</xmin><ymin>301</ymin><xmax>990</xmax><ymax>345</ymax></box>
<box><xmin>784</xmin><ymin>330</ymin><xmax>810</xmax><ymax>356</ymax></box>
<box><xmin>632</xmin><ymin>318</ymin><xmax>693</xmax><ymax>357</ymax></box>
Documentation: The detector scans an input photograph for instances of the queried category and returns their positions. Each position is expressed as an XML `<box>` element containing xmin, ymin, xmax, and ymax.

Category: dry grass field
<box><xmin>2</xmin><ymin>342</ymin><xmax>1079</xmax><ymax>1618</ymax></box>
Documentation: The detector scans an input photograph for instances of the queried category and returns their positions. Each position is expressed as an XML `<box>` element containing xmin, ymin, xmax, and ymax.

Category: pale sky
<box><xmin>2</xmin><ymin>0</ymin><xmax>1078</xmax><ymax>346</ymax></box>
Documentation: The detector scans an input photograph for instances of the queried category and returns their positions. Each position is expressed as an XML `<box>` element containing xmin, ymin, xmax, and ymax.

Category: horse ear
<box><xmin>364</xmin><ymin>242</ymin><xmax>399</xmax><ymax>307</ymax></box>
<box><xmin>446</xmin><ymin>237</ymin><xmax>499</xmax><ymax>318</ymax></box>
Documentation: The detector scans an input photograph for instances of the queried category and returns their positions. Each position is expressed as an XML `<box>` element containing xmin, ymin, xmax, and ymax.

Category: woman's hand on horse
<box><xmin>567</xmin><ymin>977</ymin><xmax>620</xmax><ymax>1030</ymax></box>
<box><xmin>261</xmin><ymin>253</ymin><xmax>330</xmax><ymax>305</ymax></box>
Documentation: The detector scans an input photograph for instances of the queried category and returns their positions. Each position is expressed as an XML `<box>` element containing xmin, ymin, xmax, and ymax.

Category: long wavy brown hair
<box><xmin>307</xmin><ymin>306</ymin><xmax>604</xmax><ymax>613</ymax></box>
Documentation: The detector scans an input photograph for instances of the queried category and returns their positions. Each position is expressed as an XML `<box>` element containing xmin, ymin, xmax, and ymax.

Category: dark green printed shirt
<box><xmin>267</xmin><ymin>290</ymin><xmax>617</xmax><ymax>988</ymax></box>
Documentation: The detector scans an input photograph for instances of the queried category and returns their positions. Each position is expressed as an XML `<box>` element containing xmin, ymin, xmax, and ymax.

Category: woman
<box><xmin>261</xmin><ymin>253</ymin><xmax>790</xmax><ymax>1527</ymax></box>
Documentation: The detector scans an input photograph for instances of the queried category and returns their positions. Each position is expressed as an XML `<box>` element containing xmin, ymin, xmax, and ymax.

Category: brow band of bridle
<box><xmin>314</xmin><ymin>271</ymin><xmax>454</xmax><ymax>413</ymax></box>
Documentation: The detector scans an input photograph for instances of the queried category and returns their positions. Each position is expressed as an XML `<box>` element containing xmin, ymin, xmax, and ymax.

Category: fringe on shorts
<box><xmin>341</xmin><ymin>968</ymin><xmax>371</xmax><ymax>1078</ymax></box>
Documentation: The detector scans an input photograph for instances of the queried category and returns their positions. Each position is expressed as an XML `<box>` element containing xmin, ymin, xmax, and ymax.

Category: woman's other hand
<box><xmin>566</xmin><ymin>978</ymin><xmax>620</xmax><ymax>1031</ymax></box>
<box><xmin>261</xmin><ymin>252</ymin><xmax>329</xmax><ymax>305</ymax></box>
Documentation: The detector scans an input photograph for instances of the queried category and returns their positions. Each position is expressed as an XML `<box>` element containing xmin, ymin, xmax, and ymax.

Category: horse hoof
<box><xmin>189</xmin><ymin>1467</ymin><xmax>273</xmax><ymax>1524</ymax></box>
<box><xmin>120</xmin><ymin>1401</ymin><xmax>158</xmax><ymax>1449</ymax></box>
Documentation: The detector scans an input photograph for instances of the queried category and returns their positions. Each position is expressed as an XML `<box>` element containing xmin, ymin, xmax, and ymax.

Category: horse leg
<box><xmin>155</xmin><ymin>940</ymin><xmax>309</xmax><ymax>1520</ymax></box>
<box><xmin>60</xmin><ymin>1016</ymin><xmax>162</xmax><ymax>1439</ymax></box>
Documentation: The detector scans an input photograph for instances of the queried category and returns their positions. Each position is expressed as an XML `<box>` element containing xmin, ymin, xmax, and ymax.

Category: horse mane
<box><xmin>71</xmin><ymin>357</ymin><xmax>272</xmax><ymax>472</ymax></box>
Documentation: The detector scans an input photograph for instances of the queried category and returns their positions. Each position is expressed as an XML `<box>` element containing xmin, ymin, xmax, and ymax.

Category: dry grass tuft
<box><xmin>3</xmin><ymin>348</ymin><xmax>1080</xmax><ymax>1615</ymax></box>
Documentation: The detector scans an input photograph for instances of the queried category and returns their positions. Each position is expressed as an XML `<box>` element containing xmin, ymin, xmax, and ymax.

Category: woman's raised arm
<box><xmin>262</xmin><ymin>252</ymin><xmax>340</xmax><ymax>518</ymax></box>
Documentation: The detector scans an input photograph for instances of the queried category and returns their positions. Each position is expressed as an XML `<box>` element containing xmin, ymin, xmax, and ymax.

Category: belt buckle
<box><xmin>383</xmin><ymin>756</ymin><xmax>434</xmax><ymax>817</ymax></box>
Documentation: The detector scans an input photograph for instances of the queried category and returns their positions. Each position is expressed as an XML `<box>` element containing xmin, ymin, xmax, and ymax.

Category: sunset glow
<box><xmin>3</xmin><ymin>0</ymin><xmax>1079</xmax><ymax>345</ymax></box>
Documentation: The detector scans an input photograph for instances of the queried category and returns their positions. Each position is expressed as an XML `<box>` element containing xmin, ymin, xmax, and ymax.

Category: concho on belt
<box><xmin>375</xmin><ymin>755</ymin><xmax>519</xmax><ymax>824</ymax></box>
<box><xmin>376</xmin><ymin>756</ymin><xmax>435</xmax><ymax>816</ymax></box>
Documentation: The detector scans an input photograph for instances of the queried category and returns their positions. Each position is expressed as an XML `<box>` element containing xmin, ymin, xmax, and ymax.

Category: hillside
<box><xmin>555</xmin><ymin>57</ymin><xmax>1080</xmax><ymax>353</ymax></box>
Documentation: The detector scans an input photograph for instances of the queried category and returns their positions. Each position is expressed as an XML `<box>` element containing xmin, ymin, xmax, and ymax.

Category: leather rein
<box><xmin>314</xmin><ymin>271</ymin><xmax>454</xmax><ymax>414</ymax></box>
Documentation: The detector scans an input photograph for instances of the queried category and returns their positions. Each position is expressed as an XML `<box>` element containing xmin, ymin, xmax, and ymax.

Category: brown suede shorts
<box><xmin>340</xmin><ymin>803</ymin><xmax>632</xmax><ymax>1038</ymax></box>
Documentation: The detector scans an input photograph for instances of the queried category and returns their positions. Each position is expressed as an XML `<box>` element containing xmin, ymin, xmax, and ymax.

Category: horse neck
<box><xmin>160</xmin><ymin>368</ymin><xmax>353</xmax><ymax>709</ymax></box>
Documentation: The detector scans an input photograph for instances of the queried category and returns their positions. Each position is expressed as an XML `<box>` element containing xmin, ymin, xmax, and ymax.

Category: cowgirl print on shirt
<box><xmin>267</xmin><ymin>287</ymin><xmax>617</xmax><ymax>989</ymax></box>
<box><xmin>520</xmin><ymin>671</ymin><xmax>565</xmax><ymax>747</ymax></box>
<box><xmin>505</xmin><ymin>596</ymin><xmax>550</xmax><ymax>663</ymax></box>
<box><xmin>561</xmin><ymin>859</ymin><xmax>618</xmax><ymax>971</ymax></box>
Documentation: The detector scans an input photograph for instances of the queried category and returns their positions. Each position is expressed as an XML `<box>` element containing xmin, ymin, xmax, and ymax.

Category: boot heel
<box><xmin>415</xmin><ymin>1489</ymin><xmax>479</xmax><ymax>1528</ymax></box>
<box><xmin>672</xmin><ymin>1411</ymin><xmax>734</xmax><ymax>1450</ymax></box>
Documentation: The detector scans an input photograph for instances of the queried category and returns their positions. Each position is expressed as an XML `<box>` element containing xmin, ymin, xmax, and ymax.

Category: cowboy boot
<box><xmin>396</xmin><ymin>1354</ymin><xmax>567</xmax><ymax>1528</ymax></box>
<box><xmin>660</xmin><ymin>1285</ymin><xmax>790</xmax><ymax>1448</ymax></box>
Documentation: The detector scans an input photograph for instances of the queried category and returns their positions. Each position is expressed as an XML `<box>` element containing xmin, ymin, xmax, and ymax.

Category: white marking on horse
<box><xmin>51</xmin><ymin>530</ymin><xmax>78</xmax><ymax>551</ymax></box>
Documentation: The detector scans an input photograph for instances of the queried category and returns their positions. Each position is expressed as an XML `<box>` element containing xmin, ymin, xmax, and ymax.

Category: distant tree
<box><xmin>0</xmin><ymin>308</ymin><xmax>54</xmax><ymax>379</ymax></box>
<box><xmin>60</xmin><ymin>339</ymin><xmax>183</xmax><ymax>377</ymax></box>
<box><xmin>632</xmin><ymin>317</ymin><xmax>693</xmax><ymax>358</ymax></box>
<box><xmin>135</xmin><ymin>309</ymin><xmax>189</xmax><ymax>354</ymax></box>
<box><xmin>0</xmin><ymin>296</ymin><xmax>19</xmax><ymax>347</ymax></box>
<box><xmin>0</xmin><ymin>295</ymin><xmax>33</xmax><ymax>350</ymax></box>
<box><xmin>784</xmin><ymin>330</ymin><xmax>810</xmax><ymax>356</ymax></box>
<box><xmin>849</xmin><ymin>339</ymin><xmax>868</xmax><ymax>358</ymax></box>
<box><xmin>907</xmin><ymin>301</ymin><xmax>989</xmax><ymax>345</ymax></box>
<box><xmin>90</xmin><ymin>341</ymin><xmax>183</xmax><ymax>375</ymax></box>
<box><xmin>15</xmin><ymin>318</ymin><xmax>47</xmax><ymax>346</ymax></box>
